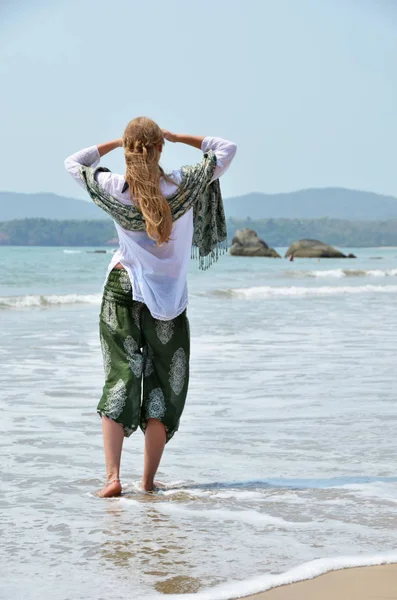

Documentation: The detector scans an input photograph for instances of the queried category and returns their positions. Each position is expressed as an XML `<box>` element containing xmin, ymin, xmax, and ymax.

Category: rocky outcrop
<box><xmin>230</xmin><ymin>229</ymin><xmax>280</xmax><ymax>257</ymax></box>
<box><xmin>285</xmin><ymin>239</ymin><xmax>356</xmax><ymax>259</ymax></box>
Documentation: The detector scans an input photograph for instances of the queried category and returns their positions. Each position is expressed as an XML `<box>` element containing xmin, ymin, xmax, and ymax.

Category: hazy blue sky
<box><xmin>1</xmin><ymin>0</ymin><xmax>397</xmax><ymax>199</ymax></box>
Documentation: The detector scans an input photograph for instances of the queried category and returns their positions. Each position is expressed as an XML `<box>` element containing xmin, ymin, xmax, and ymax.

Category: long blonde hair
<box><xmin>123</xmin><ymin>117</ymin><xmax>172</xmax><ymax>245</ymax></box>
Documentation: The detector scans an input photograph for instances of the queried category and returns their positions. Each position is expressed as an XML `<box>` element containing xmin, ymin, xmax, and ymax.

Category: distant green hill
<box><xmin>228</xmin><ymin>217</ymin><xmax>397</xmax><ymax>248</ymax></box>
<box><xmin>223</xmin><ymin>188</ymin><xmax>397</xmax><ymax>220</ymax></box>
<box><xmin>0</xmin><ymin>192</ymin><xmax>107</xmax><ymax>221</ymax></box>
<box><xmin>2</xmin><ymin>217</ymin><xmax>397</xmax><ymax>247</ymax></box>
<box><xmin>2</xmin><ymin>187</ymin><xmax>397</xmax><ymax>222</ymax></box>
<box><xmin>0</xmin><ymin>219</ymin><xmax>115</xmax><ymax>246</ymax></box>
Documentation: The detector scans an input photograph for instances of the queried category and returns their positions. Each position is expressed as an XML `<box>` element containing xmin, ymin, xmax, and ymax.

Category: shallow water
<box><xmin>1</xmin><ymin>246</ymin><xmax>397</xmax><ymax>599</ymax></box>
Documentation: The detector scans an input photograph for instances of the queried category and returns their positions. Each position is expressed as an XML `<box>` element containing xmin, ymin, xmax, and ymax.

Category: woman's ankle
<box><xmin>96</xmin><ymin>478</ymin><xmax>122</xmax><ymax>498</ymax></box>
<box><xmin>141</xmin><ymin>477</ymin><xmax>154</xmax><ymax>491</ymax></box>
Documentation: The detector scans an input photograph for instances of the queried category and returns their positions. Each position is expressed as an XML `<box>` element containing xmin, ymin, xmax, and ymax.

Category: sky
<box><xmin>1</xmin><ymin>0</ymin><xmax>397</xmax><ymax>200</ymax></box>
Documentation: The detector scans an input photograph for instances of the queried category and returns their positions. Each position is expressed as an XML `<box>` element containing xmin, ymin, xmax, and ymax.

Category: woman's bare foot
<box><xmin>140</xmin><ymin>480</ymin><xmax>165</xmax><ymax>493</ymax></box>
<box><xmin>154</xmin><ymin>481</ymin><xmax>166</xmax><ymax>491</ymax></box>
<box><xmin>96</xmin><ymin>479</ymin><xmax>122</xmax><ymax>498</ymax></box>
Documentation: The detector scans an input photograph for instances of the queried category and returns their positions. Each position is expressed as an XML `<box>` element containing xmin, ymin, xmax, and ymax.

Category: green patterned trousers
<box><xmin>97</xmin><ymin>269</ymin><xmax>190</xmax><ymax>442</ymax></box>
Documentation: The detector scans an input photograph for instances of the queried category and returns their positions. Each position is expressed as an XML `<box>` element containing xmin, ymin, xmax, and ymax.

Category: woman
<box><xmin>65</xmin><ymin>117</ymin><xmax>237</xmax><ymax>497</ymax></box>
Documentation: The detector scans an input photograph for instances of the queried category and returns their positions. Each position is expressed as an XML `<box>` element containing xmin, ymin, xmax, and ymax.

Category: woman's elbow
<box><xmin>228</xmin><ymin>142</ymin><xmax>238</xmax><ymax>158</ymax></box>
<box><xmin>64</xmin><ymin>156</ymin><xmax>74</xmax><ymax>173</ymax></box>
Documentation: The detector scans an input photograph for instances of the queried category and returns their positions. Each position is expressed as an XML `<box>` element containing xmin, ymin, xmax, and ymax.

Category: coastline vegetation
<box><xmin>1</xmin><ymin>217</ymin><xmax>397</xmax><ymax>247</ymax></box>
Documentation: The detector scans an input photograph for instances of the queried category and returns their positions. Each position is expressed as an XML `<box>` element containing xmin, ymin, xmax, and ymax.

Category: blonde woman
<box><xmin>65</xmin><ymin>117</ymin><xmax>237</xmax><ymax>497</ymax></box>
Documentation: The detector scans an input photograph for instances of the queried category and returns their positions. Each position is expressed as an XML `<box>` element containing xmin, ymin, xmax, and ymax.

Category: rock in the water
<box><xmin>285</xmin><ymin>239</ymin><xmax>355</xmax><ymax>259</ymax></box>
<box><xmin>230</xmin><ymin>228</ymin><xmax>280</xmax><ymax>257</ymax></box>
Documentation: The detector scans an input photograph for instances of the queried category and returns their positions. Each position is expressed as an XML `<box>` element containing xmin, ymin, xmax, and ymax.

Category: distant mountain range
<box><xmin>2</xmin><ymin>187</ymin><xmax>397</xmax><ymax>221</ymax></box>
<box><xmin>0</xmin><ymin>192</ymin><xmax>106</xmax><ymax>221</ymax></box>
<box><xmin>224</xmin><ymin>188</ymin><xmax>397</xmax><ymax>220</ymax></box>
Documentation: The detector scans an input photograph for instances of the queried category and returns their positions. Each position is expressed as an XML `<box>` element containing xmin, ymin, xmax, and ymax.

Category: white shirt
<box><xmin>64</xmin><ymin>137</ymin><xmax>237</xmax><ymax>320</ymax></box>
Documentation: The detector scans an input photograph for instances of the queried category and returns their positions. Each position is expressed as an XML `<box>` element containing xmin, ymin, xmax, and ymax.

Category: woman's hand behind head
<box><xmin>162</xmin><ymin>129</ymin><xmax>178</xmax><ymax>143</ymax></box>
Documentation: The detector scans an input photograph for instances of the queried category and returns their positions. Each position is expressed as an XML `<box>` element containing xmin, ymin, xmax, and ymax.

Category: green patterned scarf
<box><xmin>79</xmin><ymin>150</ymin><xmax>227</xmax><ymax>270</ymax></box>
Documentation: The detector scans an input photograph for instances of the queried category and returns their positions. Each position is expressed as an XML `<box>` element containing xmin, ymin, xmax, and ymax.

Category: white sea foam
<box><xmin>0</xmin><ymin>293</ymin><xmax>101</xmax><ymax>309</ymax></box>
<box><xmin>341</xmin><ymin>481</ymin><xmax>397</xmax><ymax>504</ymax></box>
<box><xmin>63</xmin><ymin>249</ymin><xmax>82</xmax><ymax>254</ymax></box>
<box><xmin>305</xmin><ymin>268</ymin><xmax>346</xmax><ymax>278</ymax></box>
<box><xmin>211</xmin><ymin>490</ymin><xmax>263</xmax><ymax>501</ymax></box>
<box><xmin>148</xmin><ymin>553</ymin><xmax>397</xmax><ymax>600</ymax></box>
<box><xmin>220</xmin><ymin>284</ymin><xmax>397</xmax><ymax>299</ymax></box>
<box><xmin>291</xmin><ymin>268</ymin><xmax>397</xmax><ymax>279</ymax></box>
<box><xmin>154</xmin><ymin>503</ymin><xmax>304</xmax><ymax>528</ymax></box>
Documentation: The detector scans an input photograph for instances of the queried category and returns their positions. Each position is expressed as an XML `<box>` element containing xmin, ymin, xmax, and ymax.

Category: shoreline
<box><xmin>203</xmin><ymin>556</ymin><xmax>397</xmax><ymax>600</ymax></box>
<box><xmin>244</xmin><ymin>564</ymin><xmax>397</xmax><ymax>600</ymax></box>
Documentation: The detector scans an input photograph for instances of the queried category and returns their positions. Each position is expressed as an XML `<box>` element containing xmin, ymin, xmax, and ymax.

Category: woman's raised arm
<box><xmin>162</xmin><ymin>130</ymin><xmax>237</xmax><ymax>181</ymax></box>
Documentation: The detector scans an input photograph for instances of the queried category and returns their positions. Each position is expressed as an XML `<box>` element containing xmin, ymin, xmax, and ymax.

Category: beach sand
<box><xmin>245</xmin><ymin>564</ymin><xmax>397</xmax><ymax>600</ymax></box>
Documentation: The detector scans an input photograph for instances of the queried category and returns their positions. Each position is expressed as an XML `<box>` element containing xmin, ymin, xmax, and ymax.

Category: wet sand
<box><xmin>245</xmin><ymin>564</ymin><xmax>397</xmax><ymax>600</ymax></box>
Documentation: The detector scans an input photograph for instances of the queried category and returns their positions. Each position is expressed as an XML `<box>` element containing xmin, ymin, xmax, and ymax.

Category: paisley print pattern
<box><xmin>169</xmin><ymin>348</ymin><xmax>187</xmax><ymax>395</ymax></box>
<box><xmin>124</xmin><ymin>335</ymin><xmax>138</xmax><ymax>355</ymax></box>
<box><xmin>144</xmin><ymin>344</ymin><xmax>154</xmax><ymax>378</ymax></box>
<box><xmin>102</xmin><ymin>289</ymin><xmax>116</xmax><ymax>303</ymax></box>
<box><xmin>146</xmin><ymin>388</ymin><xmax>166</xmax><ymax>420</ymax></box>
<box><xmin>100</xmin><ymin>334</ymin><xmax>111</xmax><ymax>378</ymax></box>
<box><xmin>97</xmin><ymin>269</ymin><xmax>190</xmax><ymax>441</ymax></box>
<box><xmin>119</xmin><ymin>270</ymin><xmax>132</xmax><ymax>293</ymax></box>
<box><xmin>131</xmin><ymin>302</ymin><xmax>143</xmax><ymax>330</ymax></box>
<box><xmin>155</xmin><ymin>320</ymin><xmax>174</xmax><ymax>345</ymax></box>
<box><xmin>102</xmin><ymin>299</ymin><xmax>118</xmax><ymax>335</ymax></box>
<box><xmin>124</xmin><ymin>336</ymin><xmax>143</xmax><ymax>378</ymax></box>
<box><xmin>104</xmin><ymin>379</ymin><xmax>126</xmax><ymax>420</ymax></box>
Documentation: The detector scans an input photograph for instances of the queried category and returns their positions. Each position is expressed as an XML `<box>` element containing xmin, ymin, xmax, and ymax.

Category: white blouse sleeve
<box><xmin>64</xmin><ymin>146</ymin><xmax>101</xmax><ymax>189</ymax></box>
<box><xmin>201</xmin><ymin>136</ymin><xmax>237</xmax><ymax>182</ymax></box>
<box><xmin>64</xmin><ymin>146</ymin><xmax>130</xmax><ymax>204</ymax></box>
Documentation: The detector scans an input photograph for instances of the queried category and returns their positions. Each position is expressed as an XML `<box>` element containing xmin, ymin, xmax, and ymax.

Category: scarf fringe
<box><xmin>191</xmin><ymin>242</ymin><xmax>229</xmax><ymax>270</ymax></box>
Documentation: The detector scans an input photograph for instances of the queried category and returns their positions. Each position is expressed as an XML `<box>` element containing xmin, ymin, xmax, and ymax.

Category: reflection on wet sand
<box><xmin>100</xmin><ymin>501</ymin><xmax>208</xmax><ymax>593</ymax></box>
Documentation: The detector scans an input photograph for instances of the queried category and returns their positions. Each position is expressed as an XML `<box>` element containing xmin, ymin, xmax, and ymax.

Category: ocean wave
<box><xmin>150</xmin><ymin>553</ymin><xmax>397</xmax><ymax>600</ymax></box>
<box><xmin>63</xmin><ymin>249</ymin><xmax>82</xmax><ymax>254</ymax></box>
<box><xmin>0</xmin><ymin>293</ymin><xmax>101</xmax><ymax>309</ymax></box>
<box><xmin>290</xmin><ymin>268</ymin><xmax>397</xmax><ymax>279</ymax></box>
<box><xmin>214</xmin><ymin>284</ymin><xmax>397</xmax><ymax>299</ymax></box>
<box><xmin>153</xmin><ymin>502</ymin><xmax>300</xmax><ymax>528</ymax></box>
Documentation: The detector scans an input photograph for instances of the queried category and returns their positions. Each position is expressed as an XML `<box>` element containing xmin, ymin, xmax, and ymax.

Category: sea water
<box><xmin>1</xmin><ymin>246</ymin><xmax>397</xmax><ymax>599</ymax></box>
